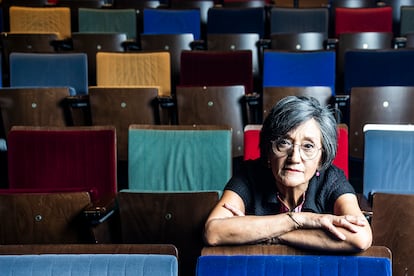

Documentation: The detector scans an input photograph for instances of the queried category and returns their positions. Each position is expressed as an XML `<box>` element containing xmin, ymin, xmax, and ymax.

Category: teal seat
<box><xmin>128</xmin><ymin>125</ymin><xmax>232</xmax><ymax>191</ymax></box>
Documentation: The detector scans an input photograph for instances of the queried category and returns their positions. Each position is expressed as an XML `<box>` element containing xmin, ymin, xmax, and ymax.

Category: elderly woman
<box><xmin>204</xmin><ymin>96</ymin><xmax>372</xmax><ymax>252</ymax></box>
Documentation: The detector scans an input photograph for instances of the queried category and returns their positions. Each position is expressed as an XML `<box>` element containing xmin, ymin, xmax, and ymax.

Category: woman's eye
<box><xmin>302</xmin><ymin>143</ymin><xmax>315</xmax><ymax>150</ymax></box>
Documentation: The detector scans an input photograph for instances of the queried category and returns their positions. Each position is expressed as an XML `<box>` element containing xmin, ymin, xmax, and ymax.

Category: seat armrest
<box><xmin>325</xmin><ymin>38</ymin><xmax>338</xmax><ymax>50</ymax></box>
<box><xmin>157</xmin><ymin>95</ymin><xmax>175</xmax><ymax>108</ymax></box>
<box><xmin>394</xmin><ymin>36</ymin><xmax>407</xmax><ymax>49</ymax></box>
<box><xmin>50</xmin><ymin>38</ymin><xmax>73</xmax><ymax>51</ymax></box>
<box><xmin>84</xmin><ymin>196</ymin><xmax>117</xmax><ymax>225</ymax></box>
<box><xmin>257</xmin><ymin>38</ymin><xmax>271</xmax><ymax>50</ymax></box>
<box><xmin>244</xmin><ymin>92</ymin><xmax>260</xmax><ymax>107</ymax></box>
<box><xmin>190</xmin><ymin>39</ymin><xmax>207</xmax><ymax>50</ymax></box>
<box><xmin>121</xmin><ymin>39</ymin><xmax>141</xmax><ymax>51</ymax></box>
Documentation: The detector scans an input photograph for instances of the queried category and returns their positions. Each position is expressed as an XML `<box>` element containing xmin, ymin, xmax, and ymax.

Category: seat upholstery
<box><xmin>78</xmin><ymin>8</ymin><xmax>137</xmax><ymax>40</ymax></box>
<box><xmin>207</xmin><ymin>7</ymin><xmax>266</xmax><ymax>38</ymax></box>
<box><xmin>334</xmin><ymin>6</ymin><xmax>393</xmax><ymax>37</ymax></box>
<box><xmin>196</xmin><ymin>255</ymin><xmax>391</xmax><ymax>276</ymax></box>
<box><xmin>0</xmin><ymin>254</ymin><xmax>178</xmax><ymax>276</ymax></box>
<box><xmin>400</xmin><ymin>5</ymin><xmax>414</xmax><ymax>36</ymax></box>
<box><xmin>9</xmin><ymin>6</ymin><xmax>71</xmax><ymax>39</ymax></box>
<box><xmin>9</xmin><ymin>52</ymin><xmax>88</xmax><ymax>96</ymax></box>
<box><xmin>96</xmin><ymin>51</ymin><xmax>171</xmax><ymax>97</ymax></box>
<box><xmin>7</xmin><ymin>126</ymin><xmax>117</xmax><ymax>202</ymax></box>
<box><xmin>270</xmin><ymin>7</ymin><xmax>329</xmax><ymax>38</ymax></box>
<box><xmin>180</xmin><ymin>50</ymin><xmax>253</xmax><ymax>94</ymax></box>
<box><xmin>143</xmin><ymin>8</ymin><xmax>201</xmax><ymax>40</ymax></box>
<box><xmin>128</xmin><ymin>124</ymin><xmax>232</xmax><ymax>191</ymax></box>
<box><xmin>363</xmin><ymin>124</ymin><xmax>414</xmax><ymax>198</ymax></box>
<box><xmin>262</xmin><ymin>50</ymin><xmax>336</xmax><ymax>95</ymax></box>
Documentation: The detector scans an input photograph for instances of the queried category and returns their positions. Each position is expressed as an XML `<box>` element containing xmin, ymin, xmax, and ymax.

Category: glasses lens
<box><xmin>272</xmin><ymin>139</ymin><xmax>319</xmax><ymax>160</ymax></box>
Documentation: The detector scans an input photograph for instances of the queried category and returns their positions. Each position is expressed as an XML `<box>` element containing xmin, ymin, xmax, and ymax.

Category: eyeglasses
<box><xmin>271</xmin><ymin>139</ymin><xmax>321</xmax><ymax>160</ymax></box>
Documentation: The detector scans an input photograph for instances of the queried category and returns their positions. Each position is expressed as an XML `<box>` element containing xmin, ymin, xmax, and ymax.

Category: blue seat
<box><xmin>143</xmin><ymin>9</ymin><xmax>201</xmax><ymax>40</ymax></box>
<box><xmin>262</xmin><ymin>50</ymin><xmax>336</xmax><ymax>95</ymax></box>
<box><xmin>343</xmin><ymin>49</ymin><xmax>414</xmax><ymax>95</ymax></box>
<box><xmin>196</xmin><ymin>255</ymin><xmax>391</xmax><ymax>276</ymax></box>
<box><xmin>363</xmin><ymin>124</ymin><xmax>414</xmax><ymax>199</ymax></box>
<box><xmin>9</xmin><ymin>52</ymin><xmax>88</xmax><ymax>96</ymax></box>
<box><xmin>0</xmin><ymin>254</ymin><xmax>178</xmax><ymax>276</ymax></box>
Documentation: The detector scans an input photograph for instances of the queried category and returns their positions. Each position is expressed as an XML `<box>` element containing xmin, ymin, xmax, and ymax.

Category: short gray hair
<box><xmin>260</xmin><ymin>96</ymin><xmax>337</xmax><ymax>171</ymax></box>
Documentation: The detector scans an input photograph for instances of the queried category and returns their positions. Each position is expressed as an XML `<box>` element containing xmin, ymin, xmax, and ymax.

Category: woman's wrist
<box><xmin>287</xmin><ymin>212</ymin><xmax>302</xmax><ymax>229</ymax></box>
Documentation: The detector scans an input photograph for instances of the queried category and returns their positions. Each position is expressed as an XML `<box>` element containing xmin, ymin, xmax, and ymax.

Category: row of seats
<box><xmin>3</xmin><ymin>0</ymin><xmax>414</xmax><ymax>39</ymax></box>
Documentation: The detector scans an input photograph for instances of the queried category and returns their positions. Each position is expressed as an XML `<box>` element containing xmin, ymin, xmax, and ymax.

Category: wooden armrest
<box><xmin>84</xmin><ymin>196</ymin><xmax>117</xmax><ymax>225</ymax></box>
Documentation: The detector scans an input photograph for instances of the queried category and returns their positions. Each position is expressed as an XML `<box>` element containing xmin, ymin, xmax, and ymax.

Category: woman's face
<box><xmin>269</xmin><ymin>118</ymin><xmax>322</xmax><ymax>189</ymax></box>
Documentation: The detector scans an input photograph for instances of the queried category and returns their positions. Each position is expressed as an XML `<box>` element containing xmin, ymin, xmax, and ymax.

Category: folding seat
<box><xmin>8</xmin><ymin>6</ymin><xmax>71</xmax><ymax>40</ymax></box>
<box><xmin>1</xmin><ymin>125</ymin><xmax>117</xmax><ymax>243</ymax></box>
<box><xmin>269</xmin><ymin>7</ymin><xmax>329</xmax><ymax>39</ymax></box>
<box><xmin>96</xmin><ymin>51</ymin><xmax>171</xmax><ymax>97</ymax></box>
<box><xmin>0</xmin><ymin>32</ymin><xmax>59</xmax><ymax>86</ymax></box>
<box><xmin>371</xmin><ymin>192</ymin><xmax>414</xmax><ymax>276</ymax></box>
<box><xmin>125</xmin><ymin>124</ymin><xmax>231</xmax><ymax>274</ymax></box>
<box><xmin>71</xmin><ymin>32</ymin><xmax>128</xmax><ymax>86</ymax></box>
<box><xmin>349</xmin><ymin>87</ymin><xmax>414</xmax><ymax>162</ymax></box>
<box><xmin>78</xmin><ymin>8</ymin><xmax>137</xmax><ymax>40</ymax></box>
<box><xmin>206</xmin><ymin>7</ymin><xmax>267</xmax><ymax>38</ymax></box>
<box><xmin>175</xmin><ymin>85</ymin><xmax>247</xmax><ymax>158</ymax></box>
<box><xmin>143</xmin><ymin>8</ymin><xmax>201</xmax><ymax>40</ymax></box>
<box><xmin>262</xmin><ymin>50</ymin><xmax>336</xmax><ymax>95</ymax></box>
<box><xmin>334</xmin><ymin>6</ymin><xmax>393</xmax><ymax>38</ymax></box>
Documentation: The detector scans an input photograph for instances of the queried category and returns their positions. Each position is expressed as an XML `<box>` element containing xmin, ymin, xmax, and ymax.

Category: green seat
<box><xmin>128</xmin><ymin>125</ymin><xmax>232</xmax><ymax>191</ymax></box>
<box><xmin>78</xmin><ymin>8</ymin><xmax>137</xmax><ymax>40</ymax></box>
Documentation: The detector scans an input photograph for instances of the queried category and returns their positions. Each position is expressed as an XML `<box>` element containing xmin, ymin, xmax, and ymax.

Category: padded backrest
<box><xmin>128</xmin><ymin>125</ymin><xmax>232</xmax><ymax>191</ymax></box>
<box><xmin>9</xmin><ymin>6</ymin><xmax>71</xmax><ymax>39</ymax></box>
<box><xmin>9</xmin><ymin>52</ymin><xmax>88</xmax><ymax>96</ymax></box>
<box><xmin>363</xmin><ymin>124</ymin><xmax>414</xmax><ymax>198</ymax></box>
<box><xmin>196</xmin><ymin>255</ymin><xmax>391</xmax><ymax>276</ymax></box>
<box><xmin>0</xmin><ymin>254</ymin><xmax>178</xmax><ymax>276</ymax></box>
<box><xmin>88</xmin><ymin>87</ymin><xmax>160</xmax><ymax>161</ymax></box>
<box><xmin>0</xmin><ymin>87</ymin><xmax>71</xmax><ymax>136</ymax></box>
<box><xmin>382</xmin><ymin>0</ymin><xmax>414</xmax><ymax>35</ymax></box>
<box><xmin>143</xmin><ymin>8</ymin><xmax>201</xmax><ymax>40</ymax></box>
<box><xmin>371</xmin><ymin>192</ymin><xmax>414</xmax><ymax>276</ymax></box>
<box><xmin>7</xmin><ymin>126</ymin><xmax>117</xmax><ymax>202</ymax></box>
<box><xmin>207</xmin><ymin>7</ymin><xmax>266</xmax><ymax>38</ymax></box>
<box><xmin>349</xmin><ymin>87</ymin><xmax>414</xmax><ymax>160</ymax></box>
<box><xmin>344</xmin><ymin>49</ymin><xmax>414</xmax><ymax>95</ymax></box>
<box><xmin>270</xmin><ymin>7</ymin><xmax>329</xmax><ymax>38</ymax></box>
<box><xmin>262</xmin><ymin>50</ymin><xmax>336</xmax><ymax>95</ymax></box>
<box><xmin>334</xmin><ymin>6</ymin><xmax>393</xmax><ymax>37</ymax></box>
<box><xmin>180</xmin><ymin>50</ymin><xmax>253</xmax><ymax>94</ymax></box>
<box><xmin>78</xmin><ymin>8</ymin><xmax>137</xmax><ymax>39</ymax></box>
<box><xmin>96</xmin><ymin>51</ymin><xmax>171</xmax><ymax>97</ymax></box>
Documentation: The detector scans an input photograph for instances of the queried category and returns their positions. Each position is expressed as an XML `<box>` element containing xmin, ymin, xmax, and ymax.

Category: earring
<box><xmin>316</xmin><ymin>170</ymin><xmax>320</xmax><ymax>177</ymax></box>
